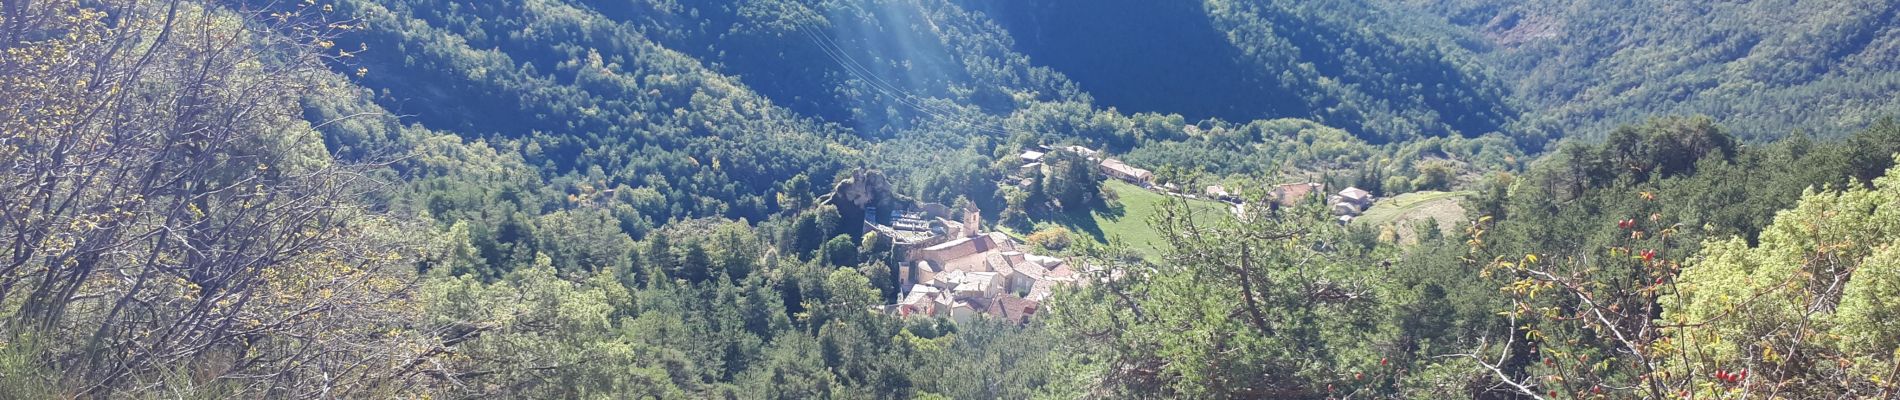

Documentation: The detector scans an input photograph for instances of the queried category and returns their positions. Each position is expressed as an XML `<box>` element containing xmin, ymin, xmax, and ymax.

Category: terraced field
<box><xmin>1354</xmin><ymin>191</ymin><xmax>1475</xmax><ymax>245</ymax></box>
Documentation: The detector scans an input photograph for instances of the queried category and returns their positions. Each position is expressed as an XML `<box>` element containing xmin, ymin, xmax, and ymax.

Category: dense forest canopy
<box><xmin>5</xmin><ymin>0</ymin><xmax>1900</xmax><ymax>398</ymax></box>
<box><xmin>958</xmin><ymin>0</ymin><xmax>1519</xmax><ymax>145</ymax></box>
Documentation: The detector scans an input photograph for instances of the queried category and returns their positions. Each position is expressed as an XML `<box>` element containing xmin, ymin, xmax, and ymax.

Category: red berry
<box><xmin>1380</xmin><ymin>357</ymin><xmax>1388</xmax><ymax>366</ymax></box>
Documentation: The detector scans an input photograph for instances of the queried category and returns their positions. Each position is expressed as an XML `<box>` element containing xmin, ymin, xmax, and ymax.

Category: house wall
<box><xmin>950</xmin><ymin>306</ymin><xmax>976</xmax><ymax>325</ymax></box>
<box><xmin>1009</xmin><ymin>274</ymin><xmax>1033</xmax><ymax>295</ymax></box>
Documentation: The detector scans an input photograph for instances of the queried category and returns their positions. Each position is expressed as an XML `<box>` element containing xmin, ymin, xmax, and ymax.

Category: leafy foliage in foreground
<box><xmin>0</xmin><ymin>0</ymin><xmax>425</xmax><ymax>396</ymax></box>
<box><xmin>1032</xmin><ymin>117</ymin><xmax>1900</xmax><ymax>399</ymax></box>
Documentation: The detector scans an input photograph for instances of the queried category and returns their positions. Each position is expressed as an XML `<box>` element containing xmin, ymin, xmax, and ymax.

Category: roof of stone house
<box><xmin>925</xmin><ymin>234</ymin><xmax>1018</xmax><ymax>276</ymax></box>
<box><xmin>937</xmin><ymin>252</ymin><xmax>992</xmax><ymax>275</ymax></box>
<box><xmin>950</xmin><ymin>300</ymin><xmax>980</xmax><ymax>312</ymax></box>
<box><xmin>1012</xmin><ymin>261</ymin><xmax>1046</xmax><ymax>280</ymax></box>
<box><xmin>901</xmin><ymin>290</ymin><xmax>935</xmax><ymax>307</ymax></box>
<box><xmin>985</xmin><ymin>253</ymin><xmax>1008</xmax><ymax>271</ymax></box>
<box><xmin>1028</xmin><ymin>255</ymin><xmax>1065</xmax><ymax>269</ymax></box>
<box><xmin>899</xmin><ymin>288</ymin><xmax>948</xmax><ymax>318</ymax></box>
<box><xmin>920</xmin><ymin>235</ymin><xmax>986</xmax><ymax>258</ymax></box>
<box><xmin>987</xmin><ymin>232</ymin><xmax>1017</xmax><ymax>250</ymax></box>
<box><xmin>1100</xmin><ymin>159</ymin><xmax>1153</xmax><ymax>178</ymax></box>
<box><xmin>931</xmin><ymin>270</ymin><xmax>966</xmax><ymax>289</ymax></box>
<box><xmin>1045</xmin><ymin>262</ymin><xmax>1079</xmax><ymax>280</ymax></box>
<box><xmin>1002</xmin><ymin>251</ymin><xmax>1028</xmax><ymax>265</ymax></box>
<box><xmin>986</xmin><ymin>295</ymin><xmax>1039</xmax><ymax>324</ymax></box>
<box><xmin>953</xmin><ymin>272</ymin><xmax>1000</xmax><ymax>294</ymax></box>
<box><xmin>1340</xmin><ymin>187</ymin><xmax>1373</xmax><ymax>201</ymax></box>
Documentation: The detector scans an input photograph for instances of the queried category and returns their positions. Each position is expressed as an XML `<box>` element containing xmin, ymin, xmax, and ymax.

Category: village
<box><xmin>873</xmin><ymin>144</ymin><xmax>1380</xmax><ymax>325</ymax></box>
<box><xmin>853</xmin><ymin>198</ymin><xmax>1080</xmax><ymax>325</ymax></box>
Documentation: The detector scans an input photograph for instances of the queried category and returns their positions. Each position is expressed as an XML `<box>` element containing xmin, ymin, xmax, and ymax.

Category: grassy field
<box><xmin>1354</xmin><ymin>190</ymin><xmax>1474</xmax><ymax>244</ymax></box>
<box><xmin>1019</xmin><ymin>180</ymin><xmax>1230</xmax><ymax>260</ymax></box>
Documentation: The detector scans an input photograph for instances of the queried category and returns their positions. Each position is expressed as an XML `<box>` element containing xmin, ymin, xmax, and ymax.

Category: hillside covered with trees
<box><xmin>6</xmin><ymin>0</ymin><xmax>1900</xmax><ymax>398</ymax></box>
<box><xmin>1400</xmin><ymin>0</ymin><xmax>1900</xmax><ymax>142</ymax></box>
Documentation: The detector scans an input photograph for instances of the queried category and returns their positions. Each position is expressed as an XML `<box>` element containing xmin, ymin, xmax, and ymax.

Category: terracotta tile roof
<box><xmin>919</xmin><ymin>236</ymin><xmax>985</xmax><ymax>259</ymax></box>
<box><xmin>985</xmin><ymin>253</ymin><xmax>1008</xmax><ymax>271</ymax></box>
<box><xmin>916</xmin><ymin>233</ymin><xmax>1014</xmax><ymax>269</ymax></box>
<box><xmin>1010</xmin><ymin>261</ymin><xmax>1046</xmax><ymax>280</ymax></box>
<box><xmin>1002</xmin><ymin>251</ymin><xmax>1028</xmax><ymax>265</ymax></box>
<box><xmin>899</xmin><ymin>288</ymin><xmax>946</xmax><ymax>318</ymax></box>
<box><xmin>900</xmin><ymin>291</ymin><xmax>931</xmax><ymax>307</ymax></box>
<box><xmin>986</xmin><ymin>232</ymin><xmax>1016</xmax><ymax>251</ymax></box>
<box><xmin>1045</xmin><ymin>263</ymin><xmax>1077</xmax><ymax>279</ymax></box>
<box><xmin>939</xmin><ymin>252</ymin><xmax>994</xmax><ymax>274</ymax></box>
<box><xmin>986</xmin><ymin>295</ymin><xmax>1039</xmax><ymax>324</ymax></box>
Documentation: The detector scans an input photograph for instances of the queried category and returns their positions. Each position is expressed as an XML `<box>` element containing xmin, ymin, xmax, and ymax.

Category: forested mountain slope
<box><xmin>317</xmin><ymin>0</ymin><xmax>860</xmax><ymax>224</ymax></box>
<box><xmin>963</xmin><ymin>0</ymin><xmax>1520</xmax><ymax>144</ymax></box>
<box><xmin>296</xmin><ymin>0</ymin><xmax>1530</xmax><ymax>221</ymax></box>
<box><xmin>328</xmin><ymin>0</ymin><xmax>1523</xmax><ymax>151</ymax></box>
<box><xmin>288</xmin><ymin>0</ymin><xmax>1900</xmax><ymax>168</ymax></box>
<box><xmin>1398</xmin><ymin>0</ymin><xmax>1900</xmax><ymax>141</ymax></box>
<box><xmin>613</xmin><ymin>0</ymin><xmax>1090</xmax><ymax>137</ymax></box>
